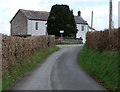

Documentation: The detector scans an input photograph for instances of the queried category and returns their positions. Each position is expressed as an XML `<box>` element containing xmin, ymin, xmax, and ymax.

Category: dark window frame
<box><xmin>81</xmin><ymin>25</ymin><xmax>84</xmax><ymax>31</ymax></box>
<box><xmin>35</xmin><ymin>22</ymin><xmax>38</xmax><ymax>30</ymax></box>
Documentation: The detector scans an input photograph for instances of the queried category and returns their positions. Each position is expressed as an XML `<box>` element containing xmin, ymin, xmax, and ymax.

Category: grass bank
<box><xmin>78</xmin><ymin>44</ymin><xmax>118</xmax><ymax>91</ymax></box>
<box><xmin>2</xmin><ymin>45</ymin><xmax>59</xmax><ymax>91</ymax></box>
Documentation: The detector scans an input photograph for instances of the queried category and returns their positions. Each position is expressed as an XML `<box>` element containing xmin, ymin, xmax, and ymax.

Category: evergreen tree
<box><xmin>47</xmin><ymin>4</ymin><xmax>78</xmax><ymax>37</ymax></box>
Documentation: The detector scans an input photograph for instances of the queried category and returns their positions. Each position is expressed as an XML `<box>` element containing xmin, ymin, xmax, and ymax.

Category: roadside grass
<box><xmin>2</xmin><ymin>45</ymin><xmax>59</xmax><ymax>91</ymax></box>
<box><xmin>78</xmin><ymin>44</ymin><xmax>118</xmax><ymax>92</ymax></box>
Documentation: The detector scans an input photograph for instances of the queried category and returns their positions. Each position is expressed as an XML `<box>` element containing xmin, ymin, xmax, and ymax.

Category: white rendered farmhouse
<box><xmin>75</xmin><ymin>11</ymin><xmax>89</xmax><ymax>43</ymax></box>
<box><xmin>10</xmin><ymin>9</ymin><xmax>94</xmax><ymax>43</ymax></box>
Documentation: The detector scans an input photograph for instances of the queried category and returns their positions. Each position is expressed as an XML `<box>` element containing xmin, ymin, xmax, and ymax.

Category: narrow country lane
<box><xmin>10</xmin><ymin>45</ymin><xmax>107</xmax><ymax>90</ymax></box>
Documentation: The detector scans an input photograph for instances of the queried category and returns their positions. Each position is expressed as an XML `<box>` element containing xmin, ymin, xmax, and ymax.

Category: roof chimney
<box><xmin>78</xmin><ymin>11</ymin><xmax>81</xmax><ymax>16</ymax></box>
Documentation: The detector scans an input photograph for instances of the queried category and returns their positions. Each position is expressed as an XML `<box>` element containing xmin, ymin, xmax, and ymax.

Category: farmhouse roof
<box><xmin>74</xmin><ymin>16</ymin><xmax>88</xmax><ymax>25</ymax></box>
<box><xmin>10</xmin><ymin>9</ymin><xmax>88</xmax><ymax>25</ymax></box>
<box><xmin>20</xmin><ymin>9</ymin><xmax>49</xmax><ymax>20</ymax></box>
<box><xmin>10</xmin><ymin>9</ymin><xmax>49</xmax><ymax>23</ymax></box>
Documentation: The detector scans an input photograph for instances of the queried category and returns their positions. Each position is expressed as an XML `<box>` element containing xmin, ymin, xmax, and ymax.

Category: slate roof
<box><xmin>10</xmin><ymin>9</ymin><xmax>88</xmax><ymax>25</ymax></box>
<box><xmin>74</xmin><ymin>16</ymin><xmax>88</xmax><ymax>25</ymax></box>
<box><xmin>20</xmin><ymin>9</ymin><xmax>49</xmax><ymax>20</ymax></box>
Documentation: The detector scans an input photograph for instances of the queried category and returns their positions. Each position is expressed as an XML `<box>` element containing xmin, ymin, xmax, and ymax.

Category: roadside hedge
<box><xmin>86</xmin><ymin>29</ymin><xmax>119</xmax><ymax>52</ymax></box>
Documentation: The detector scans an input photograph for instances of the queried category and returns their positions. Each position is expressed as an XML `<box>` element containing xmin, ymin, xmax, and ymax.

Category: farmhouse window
<box><xmin>82</xmin><ymin>25</ymin><xmax>84</xmax><ymax>31</ymax></box>
<box><xmin>35</xmin><ymin>22</ymin><xmax>38</xmax><ymax>30</ymax></box>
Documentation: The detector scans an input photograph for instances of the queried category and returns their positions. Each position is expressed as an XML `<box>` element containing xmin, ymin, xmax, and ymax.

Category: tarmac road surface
<box><xmin>10</xmin><ymin>45</ymin><xmax>107</xmax><ymax>91</ymax></box>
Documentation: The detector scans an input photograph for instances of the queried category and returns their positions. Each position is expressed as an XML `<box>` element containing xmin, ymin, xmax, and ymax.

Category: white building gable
<box><xmin>76</xmin><ymin>24</ymin><xmax>88</xmax><ymax>43</ymax></box>
<box><xmin>27</xmin><ymin>20</ymin><xmax>47</xmax><ymax>36</ymax></box>
<box><xmin>75</xmin><ymin>11</ymin><xmax>89</xmax><ymax>43</ymax></box>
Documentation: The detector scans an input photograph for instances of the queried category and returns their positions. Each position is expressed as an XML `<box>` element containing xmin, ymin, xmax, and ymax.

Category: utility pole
<box><xmin>109</xmin><ymin>0</ymin><xmax>112</xmax><ymax>34</ymax></box>
<box><xmin>118</xmin><ymin>2</ymin><xmax>120</xmax><ymax>28</ymax></box>
<box><xmin>91</xmin><ymin>11</ymin><xmax>93</xmax><ymax>32</ymax></box>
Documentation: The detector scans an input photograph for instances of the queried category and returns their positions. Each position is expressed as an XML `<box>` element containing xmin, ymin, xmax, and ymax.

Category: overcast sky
<box><xmin>0</xmin><ymin>0</ymin><xmax>119</xmax><ymax>35</ymax></box>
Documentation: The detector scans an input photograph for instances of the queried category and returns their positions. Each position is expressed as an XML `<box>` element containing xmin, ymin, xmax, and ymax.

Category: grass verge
<box><xmin>78</xmin><ymin>44</ymin><xmax>118</xmax><ymax>92</ymax></box>
<box><xmin>2</xmin><ymin>45</ymin><xmax>59</xmax><ymax>91</ymax></box>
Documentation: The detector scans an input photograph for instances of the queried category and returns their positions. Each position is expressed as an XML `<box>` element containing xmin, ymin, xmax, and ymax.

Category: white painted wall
<box><xmin>27</xmin><ymin>19</ymin><xmax>89</xmax><ymax>43</ymax></box>
<box><xmin>27</xmin><ymin>20</ymin><xmax>47</xmax><ymax>36</ymax></box>
<box><xmin>76</xmin><ymin>24</ymin><xmax>88</xmax><ymax>43</ymax></box>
